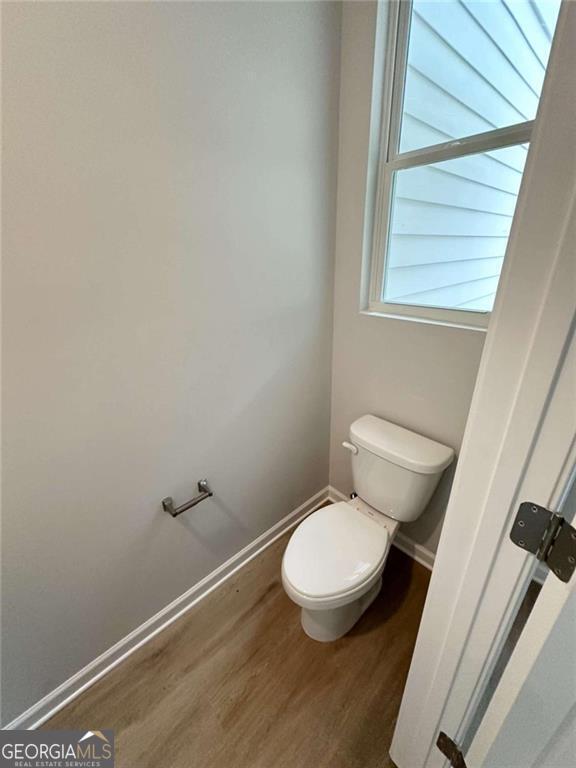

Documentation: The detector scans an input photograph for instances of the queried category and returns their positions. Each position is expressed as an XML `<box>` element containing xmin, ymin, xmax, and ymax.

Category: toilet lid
<box><xmin>282</xmin><ymin>502</ymin><xmax>389</xmax><ymax>598</ymax></box>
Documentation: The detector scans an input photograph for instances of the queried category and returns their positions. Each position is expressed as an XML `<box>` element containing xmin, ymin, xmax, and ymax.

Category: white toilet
<box><xmin>282</xmin><ymin>414</ymin><xmax>454</xmax><ymax>641</ymax></box>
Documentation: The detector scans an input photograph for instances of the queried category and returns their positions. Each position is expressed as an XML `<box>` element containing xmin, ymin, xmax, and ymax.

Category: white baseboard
<box><xmin>392</xmin><ymin>532</ymin><xmax>435</xmax><ymax>571</ymax></box>
<box><xmin>4</xmin><ymin>486</ymin><xmax>329</xmax><ymax>731</ymax></box>
<box><xmin>8</xmin><ymin>484</ymin><xmax>435</xmax><ymax>731</ymax></box>
<box><xmin>326</xmin><ymin>485</ymin><xmax>353</xmax><ymax>504</ymax></box>
<box><xmin>327</xmin><ymin>485</ymin><xmax>436</xmax><ymax>572</ymax></box>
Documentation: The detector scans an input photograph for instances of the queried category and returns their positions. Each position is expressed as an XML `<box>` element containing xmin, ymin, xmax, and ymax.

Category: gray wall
<box><xmin>329</xmin><ymin>2</ymin><xmax>485</xmax><ymax>553</ymax></box>
<box><xmin>2</xmin><ymin>1</ymin><xmax>340</xmax><ymax>724</ymax></box>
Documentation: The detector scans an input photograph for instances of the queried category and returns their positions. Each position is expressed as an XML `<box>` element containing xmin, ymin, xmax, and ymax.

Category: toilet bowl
<box><xmin>282</xmin><ymin>497</ymin><xmax>399</xmax><ymax>641</ymax></box>
<box><xmin>282</xmin><ymin>414</ymin><xmax>454</xmax><ymax>641</ymax></box>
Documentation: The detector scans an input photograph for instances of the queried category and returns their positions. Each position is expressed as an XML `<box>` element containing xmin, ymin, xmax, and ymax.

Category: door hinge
<box><xmin>510</xmin><ymin>502</ymin><xmax>576</xmax><ymax>582</ymax></box>
<box><xmin>437</xmin><ymin>732</ymin><xmax>467</xmax><ymax>768</ymax></box>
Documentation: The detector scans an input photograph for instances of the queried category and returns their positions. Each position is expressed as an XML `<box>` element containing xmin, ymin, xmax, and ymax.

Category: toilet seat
<box><xmin>282</xmin><ymin>502</ymin><xmax>389</xmax><ymax>607</ymax></box>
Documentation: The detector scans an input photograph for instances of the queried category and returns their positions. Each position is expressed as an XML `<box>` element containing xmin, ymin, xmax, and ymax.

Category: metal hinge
<box><xmin>437</xmin><ymin>732</ymin><xmax>467</xmax><ymax>768</ymax></box>
<box><xmin>510</xmin><ymin>502</ymin><xmax>576</xmax><ymax>583</ymax></box>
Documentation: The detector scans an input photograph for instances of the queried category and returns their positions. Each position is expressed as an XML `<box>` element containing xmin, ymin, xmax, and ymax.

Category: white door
<box><xmin>467</xmin><ymin>528</ymin><xmax>576</xmax><ymax>768</ymax></box>
<box><xmin>390</xmin><ymin>3</ymin><xmax>576</xmax><ymax>767</ymax></box>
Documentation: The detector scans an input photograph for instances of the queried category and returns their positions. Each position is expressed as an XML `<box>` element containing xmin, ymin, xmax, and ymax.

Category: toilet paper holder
<box><xmin>162</xmin><ymin>479</ymin><xmax>213</xmax><ymax>517</ymax></box>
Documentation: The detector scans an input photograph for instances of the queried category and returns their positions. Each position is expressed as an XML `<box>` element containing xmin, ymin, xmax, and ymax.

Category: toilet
<box><xmin>282</xmin><ymin>414</ymin><xmax>454</xmax><ymax>641</ymax></box>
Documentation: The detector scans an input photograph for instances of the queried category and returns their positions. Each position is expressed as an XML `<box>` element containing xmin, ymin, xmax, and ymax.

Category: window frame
<box><xmin>367</xmin><ymin>0</ymin><xmax>535</xmax><ymax>331</ymax></box>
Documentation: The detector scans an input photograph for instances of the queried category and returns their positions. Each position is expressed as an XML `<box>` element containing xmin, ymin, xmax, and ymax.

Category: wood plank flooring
<box><xmin>45</xmin><ymin>533</ymin><xmax>430</xmax><ymax>768</ymax></box>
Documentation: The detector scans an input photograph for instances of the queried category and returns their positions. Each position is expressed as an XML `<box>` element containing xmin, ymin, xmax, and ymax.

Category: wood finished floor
<box><xmin>46</xmin><ymin>534</ymin><xmax>430</xmax><ymax>768</ymax></box>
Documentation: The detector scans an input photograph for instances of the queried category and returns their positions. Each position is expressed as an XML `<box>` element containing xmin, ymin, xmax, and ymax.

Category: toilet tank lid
<box><xmin>350</xmin><ymin>415</ymin><xmax>454</xmax><ymax>475</ymax></box>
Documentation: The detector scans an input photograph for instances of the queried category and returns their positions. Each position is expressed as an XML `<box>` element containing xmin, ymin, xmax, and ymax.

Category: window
<box><xmin>368</xmin><ymin>0</ymin><xmax>562</xmax><ymax>329</ymax></box>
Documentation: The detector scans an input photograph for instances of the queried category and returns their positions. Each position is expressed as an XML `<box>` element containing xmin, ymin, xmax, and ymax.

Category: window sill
<box><xmin>360</xmin><ymin>308</ymin><xmax>489</xmax><ymax>333</ymax></box>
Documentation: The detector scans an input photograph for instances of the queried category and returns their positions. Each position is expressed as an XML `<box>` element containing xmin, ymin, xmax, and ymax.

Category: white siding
<box><xmin>384</xmin><ymin>0</ymin><xmax>561</xmax><ymax>313</ymax></box>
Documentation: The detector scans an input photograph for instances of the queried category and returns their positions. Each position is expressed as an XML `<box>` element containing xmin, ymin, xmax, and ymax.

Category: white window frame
<box><xmin>367</xmin><ymin>0</ymin><xmax>535</xmax><ymax>331</ymax></box>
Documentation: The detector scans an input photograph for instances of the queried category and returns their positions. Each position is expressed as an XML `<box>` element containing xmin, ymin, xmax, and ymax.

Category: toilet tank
<box><xmin>348</xmin><ymin>415</ymin><xmax>454</xmax><ymax>523</ymax></box>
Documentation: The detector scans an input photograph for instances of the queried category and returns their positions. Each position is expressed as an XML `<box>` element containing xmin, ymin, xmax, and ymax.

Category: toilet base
<box><xmin>300</xmin><ymin>576</ymin><xmax>383</xmax><ymax>642</ymax></box>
